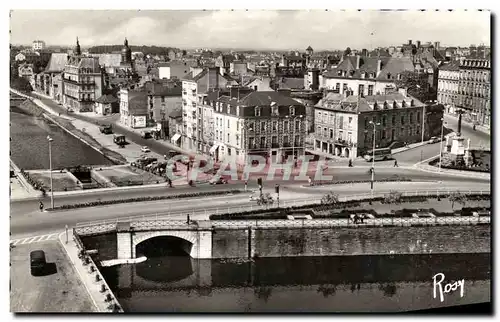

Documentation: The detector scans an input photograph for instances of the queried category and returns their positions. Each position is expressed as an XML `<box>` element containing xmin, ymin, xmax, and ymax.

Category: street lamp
<box><xmin>369</xmin><ymin>121</ymin><xmax>380</xmax><ymax>198</ymax></box>
<box><xmin>47</xmin><ymin>135</ymin><xmax>54</xmax><ymax>209</ymax></box>
<box><xmin>439</xmin><ymin>118</ymin><xmax>447</xmax><ymax>173</ymax></box>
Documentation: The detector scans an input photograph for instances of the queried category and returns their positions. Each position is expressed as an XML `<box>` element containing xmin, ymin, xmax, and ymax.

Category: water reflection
<box><xmin>101</xmin><ymin>253</ymin><xmax>490</xmax><ymax>312</ymax></box>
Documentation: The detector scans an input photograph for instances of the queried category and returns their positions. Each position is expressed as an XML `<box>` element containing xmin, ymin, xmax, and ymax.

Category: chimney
<box><xmin>417</xmin><ymin>40</ymin><xmax>421</xmax><ymax>48</ymax></box>
<box><xmin>376</xmin><ymin>59</ymin><xmax>382</xmax><ymax>77</ymax></box>
<box><xmin>356</xmin><ymin>55</ymin><xmax>361</xmax><ymax>69</ymax></box>
<box><xmin>408</xmin><ymin>40</ymin><xmax>412</xmax><ymax>45</ymax></box>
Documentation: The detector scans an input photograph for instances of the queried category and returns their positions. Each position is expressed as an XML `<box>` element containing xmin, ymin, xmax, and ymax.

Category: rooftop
<box><xmin>45</xmin><ymin>53</ymin><xmax>68</xmax><ymax>73</ymax></box>
<box><xmin>316</xmin><ymin>92</ymin><xmax>424</xmax><ymax>113</ymax></box>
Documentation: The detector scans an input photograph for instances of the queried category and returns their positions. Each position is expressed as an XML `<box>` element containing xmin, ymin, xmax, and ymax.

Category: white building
<box><xmin>32</xmin><ymin>40</ymin><xmax>46</xmax><ymax>51</ymax></box>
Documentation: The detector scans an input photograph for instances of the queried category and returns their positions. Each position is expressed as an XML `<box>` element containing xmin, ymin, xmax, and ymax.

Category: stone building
<box><xmin>62</xmin><ymin>38</ymin><xmax>104</xmax><ymax>112</ymax></box>
<box><xmin>119</xmin><ymin>88</ymin><xmax>148</xmax><ymax>129</ymax></box>
<box><xmin>204</xmin><ymin>90</ymin><xmax>307</xmax><ymax>165</ymax></box>
<box><xmin>437</xmin><ymin>58</ymin><xmax>491</xmax><ymax>127</ymax></box>
<box><xmin>313</xmin><ymin>91</ymin><xmax>443</xmax><ymax>159</ymax></box>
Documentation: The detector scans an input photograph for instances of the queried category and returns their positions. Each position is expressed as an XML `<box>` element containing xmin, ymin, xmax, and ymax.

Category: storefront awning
<box><xmin>209</xmin><ymin>144</ymin><xmax>219</xmax><ymax>153</ymax></box>
<box><xmin>171</xmin><ymin>134</ymin><xmax>181</xmax><ymax>142</ymax></box>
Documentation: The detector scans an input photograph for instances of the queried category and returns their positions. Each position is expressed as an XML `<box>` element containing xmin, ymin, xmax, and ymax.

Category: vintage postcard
<box><xmin>9</xmin><ymin>9</ymin><xmax>491</xmax><ymax>313</ymax></box>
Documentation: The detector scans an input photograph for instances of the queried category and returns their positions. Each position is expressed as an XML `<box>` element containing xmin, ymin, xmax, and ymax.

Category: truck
<box><xmin>99</xmin><ymin>124</ymin><xmax>113</xmax><ymax>134</ymax></box>
<box><xmin>113</xmin><ymin>134</ymin><xmax>126</xmax><ymax>146</ymax></box>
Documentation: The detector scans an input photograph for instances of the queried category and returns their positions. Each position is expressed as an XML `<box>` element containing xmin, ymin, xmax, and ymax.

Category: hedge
<box><xmin>209</xmin><ymin>193</ymin><xmax>490</xmax><ymax>220</ymax></box>
<box><xmin>47</xmin><ymin>189</ymin><xmax>244</xmax><ymax>211</ymax></box>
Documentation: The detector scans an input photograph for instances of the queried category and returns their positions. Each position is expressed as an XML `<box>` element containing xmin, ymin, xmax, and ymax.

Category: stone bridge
<box><xmin>115</xmin><ymin>221</ymin><xmax>213</xmax><ymax>259</ymax></box>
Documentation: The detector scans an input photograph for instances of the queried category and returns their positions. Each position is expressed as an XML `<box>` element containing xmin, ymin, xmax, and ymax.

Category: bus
<box><xmin>363</xmin><ymin>147</ymin><xmax>392</xmax><ymax>162</ymax></box>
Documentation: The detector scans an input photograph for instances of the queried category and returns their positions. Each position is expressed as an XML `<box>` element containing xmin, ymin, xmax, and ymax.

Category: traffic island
<box><xmin>10</xmin><ymin>240</ymin><xmax>95</xmax><ymax>312</ymax></box>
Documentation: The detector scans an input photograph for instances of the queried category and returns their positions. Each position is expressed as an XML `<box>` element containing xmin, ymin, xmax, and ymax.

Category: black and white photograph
<box><xmin>8</xmin><ymin>7</ymin><xmax>492</xmax><ymax>314</ymax></box>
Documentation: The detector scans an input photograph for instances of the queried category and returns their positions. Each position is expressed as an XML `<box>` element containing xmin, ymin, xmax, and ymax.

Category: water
<box><xmin>10</xmin><ymin>107</ymin><xmax>114</xmax><ymax>170</ymax></box>
<box><xmin>101</xmin><ymin>253</ymin><xmax>490</xmax><ymax>312</ymax></box>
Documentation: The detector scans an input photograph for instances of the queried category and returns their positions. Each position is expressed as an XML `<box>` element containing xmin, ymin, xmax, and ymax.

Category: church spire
<box><xmin>75</xmin><ymin>37</ymin><xmax>81</xmax><ymax>56</ymax></box>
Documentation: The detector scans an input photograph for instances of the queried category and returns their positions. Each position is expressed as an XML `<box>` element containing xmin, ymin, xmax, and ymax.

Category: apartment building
<box><xmin>437</xmin><ymin>58</ymin><xmax>491</xmax><ymax>127</ymax></box>
<box><xmin>313</xmin><ymin>91</ymin><xmax>443</xmax><ymax>159</ymax></box>
<box><xmin>181</xmin><ymin>67</ymin><xmax>238</xmax><ymax>152</ymax></box>
<box><xmin>204</xmin><ymin>90</ymin><xmax>307</xmax><ymax>166</ymax></box>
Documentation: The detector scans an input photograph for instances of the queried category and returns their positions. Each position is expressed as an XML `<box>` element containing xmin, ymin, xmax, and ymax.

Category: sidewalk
<box><xmin>414</xmin><ymin>162</ymin><xmax>491</xmax><ymax>180</ymax></box>
<box><xmin>58</xmin><ymin>230</ymin><xmax>123</xmax><ymax>313</ymax></box>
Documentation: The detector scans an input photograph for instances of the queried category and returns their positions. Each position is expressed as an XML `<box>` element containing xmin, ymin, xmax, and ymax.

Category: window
<box><xmin>260</xmin><ymin>137</ymin><xmax>266</xmax><ymax>147</ymax></box>
<box><xmin>284</xmin><ymin>121</ymin><xmax>289</xmax><ymax>131</ymax></box>
<box><xmin>343</xmin><ymin>83</ymin><xmax>348</xmax><ymax>93</ymax></box>
<box><xmin>272</xmin><ymin>136</ymin><xmax>277</xmax><ymax>146</ymax></box>
<box><xmin>401</xmin><ymin>116</ymin><xmax>405</xmax><ymax>125</ymax></box>
<box><xmin>348</xmin><ymin>117</ymin><xmax>352</xmax><ymax>125</ymax></box>
<box><xmin>391</xmin><ymin>116</ymin><xmax>396</xmax><ymax>125</ymax></box>
<box><xmin>324</xmin><ymin>127</ymin><xmax>328</xmax><ymax>137</ymax></box>
<box><xmin>283</xmin><ymin>136</ymin><xmax>289</xmax><ymax>145</ymax></box>
<box><xmin>382</xmin><ymin>130</ymin><xmax>386</xmax><ymax>139</ymax></box>
<box><xmin>364</xmin><ymin>118</ymin><xmax>368</xmax><ymax>128</ymax></box>
<box><xmin>417</xmin><ymin>111</ymin><xmax>421</xmax><ymax>121</ymax></box>
<box><xmin>249</xmin><ymin>137</ymin><xmax>255</xmax><ymax>148</ymax></box>
<box><xmin>317</xmin><ymin>126</ymin><xmax>321</xmax><ymax>134</ymax></box>
<box><xmin>261</xmin><ymin>122</ymin><xmax>265</xmax><ymax>131</ymax></box>
<box><xmin>228</xmin><ymin>148</ymin><xmax>231</xmax><ymax>156</ymax></box>
<box><xmin>227</xmin><ymin>133</ymin><xmax>230</xmax><ymax>142</ymax></box>
<box><xmin>410</xmin><ymin>112</ymin><xmax>414</xmax><ymax>123</ymax></box>
<box><xmin>368</xmin><ymin>85</ymin><xmax>374</xmax><ymax>96</ymax></box>
<box><xmin>255</xmin><ymin>107</ymin><xmax>261</xmax><ymax>117</ymax></box>
<box><xmin>228</xmin><ymin>119</ymin><xmax>230</xmax><ymax>129</ymax></box>
<box><xmin>339</xmin><ymin>116</ymin><xmax>344</xmax><ymax>129</ymax></box>
<box><xmin>382</xmin><ymin>116</ymin><xmax>386</xmax><ymax>126</ymax></box>
<box><xmin>336</xmin><ymin>83</ymin><xmax>340</xmax><ymax>91</ymax></box>
<box><xmin>295</xmin><ymin>120</ymin><xmax>300</xmax><ymax>131</ymax></box>
<box><xmin>236</xmin><ymin>122</ymin><xmax>239</xmax><ymax>131</ymax></box>
<box><xmin>358</xmin><ymin>84</ymin><xmax>365</xmax><ymax>97</ymax></box>
<box><xmin>227</xmin><ymin>105</ymin><xmax>230</xmax><ymax>114</ymax></box>
<box><xmin>330</xmin><ymin>129</ymin><xmax>333</xmax><ymax>139</ymax></box>
<box><xmin>272</xmin><ymin>105</ymin><xmax>278</xmax><ymax>115</ymax></box>
<box><xmin>273</xmin><ymin>121</ymin><xmax>277</xmax><ymax>131</ymax></box>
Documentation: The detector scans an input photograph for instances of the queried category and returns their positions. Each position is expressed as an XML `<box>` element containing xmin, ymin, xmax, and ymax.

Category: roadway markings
<box><xmin>10</xmin><ymin>233</ymin><xmax>60</xmax><ymax>246</ymax></box>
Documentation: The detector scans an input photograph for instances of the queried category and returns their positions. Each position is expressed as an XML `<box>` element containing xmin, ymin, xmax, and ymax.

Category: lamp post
<box><xmin>369</xmin><ymin>121</ymin><xmax>380</xmax><ymax>198</ymax></box>
<box><xmin>47</xmin><ymin>135</ymin><xmax>54</xmax><ymax>209</ymax></box>
<box><xmin>439</xmin><ymin>117</ymin><xmax>446</xmax><ymax>173</ymax></box>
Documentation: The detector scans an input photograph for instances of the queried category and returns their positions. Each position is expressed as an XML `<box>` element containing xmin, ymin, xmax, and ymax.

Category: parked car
<box><xmin>141</xmin><ymin>146</ymin><xmax>151</xmax><ymax>153</ymax></box>
<box><xmin>209</xmin><ymin>177</ymin><xmax>228</xmax><ymax>185</ymax></box>
<box><xmin>99</xmin><ymin>124</ymin><xmax>113</xmax><ymax>134</ymax></box>
<box><xmin>428</xmin><ymin>136</ymin><xmax>441</xmax><ymax>144</ymax></box>
<box><xmin>30</xmin><ymin>250</ymin><xmax>46</xmax><ymax>276</ymax></box>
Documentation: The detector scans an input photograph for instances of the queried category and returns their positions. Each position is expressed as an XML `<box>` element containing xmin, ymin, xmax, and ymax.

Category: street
<box><xmin>443</xmin><ymin>114</ymin><xmax>490</xmax><ymax>149</ymax></box>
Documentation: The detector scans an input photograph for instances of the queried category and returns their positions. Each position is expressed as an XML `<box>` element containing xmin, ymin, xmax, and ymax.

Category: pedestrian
<box><xmin>394</xmin><ymin>159</ymin><xmax>398</xmax><ymax>167</ymax></box>
<box><xmin>348</xmin><ymin>159</ymin><xmax>353</xmax><ymax>167</ymax></box>
<box><xmin>244</xmin><ymin>180</ymin><xmax>247</xmax><ymax>192</ymax></box>
<box><xmin>39</xmin><ymin>201</ymin><xmax>44</xmax><ymax>212</ymax></box>
<box><xmin>186</xmin><ymin>214</ymin><xmax>190</xmax><ymax>225</ymax></box>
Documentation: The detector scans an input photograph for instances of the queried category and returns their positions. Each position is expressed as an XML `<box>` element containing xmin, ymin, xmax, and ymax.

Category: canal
<box><xmin>100</xmin><ymin>253</ymin><xmax>490</xmax><ymax>312</ymax></box>
<box><xmin>10</xmin><ymin>106</ymin><xmax>114</xmax><ymax>170</ymax></box>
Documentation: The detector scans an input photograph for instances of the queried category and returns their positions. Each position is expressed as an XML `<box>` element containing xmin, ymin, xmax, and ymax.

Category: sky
<box><xmin>10</xmin><ymin>10</ymin><xmax>491</xmax><ymax>50</ymax></box>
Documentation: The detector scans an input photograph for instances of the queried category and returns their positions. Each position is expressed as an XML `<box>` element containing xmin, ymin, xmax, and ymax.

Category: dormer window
<box><xmin>255</xmin><ymin>106</ymin><xmax>261</xmax><ymax>117</ymax></box>
<box><xmin>289</xmin><ymin>106</ymin><xmax>296</xmax><ymax>116</ymax></box>
<box><xmin>387</xmin><ymin>73</ymin><xmax>392</xmax><ymax>80</ymax></box>
<box><xmin>337</xmin><ymin>70</ymin><xmax>342</xmax><ymax>76</ymax></box>
<box><xmin>370</xmin><ymin>73</ymin><xmax>375</xmax><ymax>78</ymax></box>
<box><xmin>272</xmin><ymin>105</ymin><xmax>278</xmax><ymax>116</ymax></box>
<box><xmin>226</xmin><ymin>105</ymin><xmax>230</xmax><ymax>114</ymax></box>
<box><xmin>397</xmin><ymin>74</ymin><xmax>402</xmax><ymax>80</ymax></box>
<box><xmin>361</xmin><ymin>72</ymin><xmax>366</xmax><ymax>79</ymax></box>
<box><xmin>393</xmin><ymin>101</ymin><xmax>397</xmax><ymax>109</ymax></box>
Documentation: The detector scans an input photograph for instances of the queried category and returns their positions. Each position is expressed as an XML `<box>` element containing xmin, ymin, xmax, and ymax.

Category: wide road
<box><xmin>10</xmin><ymin>180</ymin><xmax>491</xmax><ymax>240</ymax></box>
<box><xmin>10</xmin><ymin>166</ymin><xmax>490</xmax><ymax>217</ymax></box>
<box><xmin>32</xmin><ymin>93</ymin><xmax>181</xmax><ymax>158</ymax></box>
<box><xmin>443</xmin><ymin>113</ymin><xmax>490</xmax><ymax>149</ymax></box>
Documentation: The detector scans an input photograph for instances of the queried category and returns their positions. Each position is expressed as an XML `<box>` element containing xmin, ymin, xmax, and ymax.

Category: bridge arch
<box><xmin>132</xmin><ymin>231</ymin><xmax>199</xmax><ymax>258</ymax></box>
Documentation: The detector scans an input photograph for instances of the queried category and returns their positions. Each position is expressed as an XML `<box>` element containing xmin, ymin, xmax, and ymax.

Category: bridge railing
<box><xmin>210</xmin><ymin>215</ymin><xmax>491</xmax><ymax>229</ymax></box>
<box><xmin>75</xmin><ymin>189</ymin><xmax>490</xmax><ymax>227</ymax></box>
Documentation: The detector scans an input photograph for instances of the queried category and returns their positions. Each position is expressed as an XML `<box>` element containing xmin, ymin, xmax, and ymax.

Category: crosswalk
<box><xmin>10</xmin><ymin>233</ymin><xmax>60</xmax><ymax>246</ymax></box>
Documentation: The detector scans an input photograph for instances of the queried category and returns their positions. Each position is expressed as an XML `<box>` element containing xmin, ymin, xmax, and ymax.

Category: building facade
<box><xmin>437</xmin><ymin>58</ymin><xmax>491</xmax><ymax>127</ymax></box>
<box><xmin>205</xmin><ymin>91</ymin><xmax>307</xmax><ymax>166</ymax></box>
<box><xmin>62</xmin><ymin>39</ymin><xmax>104</xmax><ymax>112</ymax></box>
<box><xmin>146</xmin><ymin>80</ymin><xmax>183</xmax><ymax>130</ymax></box>
<box><xmin>119</xmin><ymin>88</ymin><xmax>148</xmax><ymax>129</ymax></box>
<box><xmin>313</xmin><ymin>91</ymin><xmax>442</xmax><ymax>159</ymax></box>
<box><xmin>32</xmin><ymin>40</ymin><xmax>46</xmax><ymax>51</ymax></box>
<box><xmin>320</xmin><ymin>56</ymin><xmax>416</xmax><ymax>97</ymax></box>
<box><xmin>181</xmin><ymin>67</ymin><xmax>238</xmax><ymax>152</ymax></box>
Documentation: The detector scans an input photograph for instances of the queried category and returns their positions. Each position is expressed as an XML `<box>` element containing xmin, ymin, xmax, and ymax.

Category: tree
<box><xmin>343</xmin><ymin>47</ymin><xmax>352</xmax><ymax>56</ymax></box>
<box><xmin>384</xmin><ymin>190</ymin><xmax>402</xmax><ymax>204</ymax></box>
<box><xmin>182</xmin><ymin>50</ymin><xmax>187</xmax><ymax>57</ymax></box>
<box><xmin>321</xmin><ymin>191</ymin><xmax>339</xmax><ymax>205</ymax></box>
<box><xmin>11</xmin><ymin>76</ymin><xmax>33</xmax><ymax>93</ymax></box>
<box><xmin>448</xmin><ymin>191</ymin><xmax>468</xmax><ymax>210</ymax></box>
<box><xmin>394</xmin><ymin>70</ymin><xmax>435</xmax><ymax>102</ymax></box>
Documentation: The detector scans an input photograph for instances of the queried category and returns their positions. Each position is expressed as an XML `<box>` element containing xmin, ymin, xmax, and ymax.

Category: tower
<box><xmin>121</xmin><ymin>38</ymin><xmax>132</xmax><ymax>64</ymax></box>
<box><xmin>75</xmin><ymin>37</ymin><xmax>81</xmax><ymax>56</ymax></box>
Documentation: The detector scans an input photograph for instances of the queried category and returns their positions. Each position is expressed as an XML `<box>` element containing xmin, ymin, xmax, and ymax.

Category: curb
<box><xmin>58</xmin><ymin>231</ymin><xmax>100</xmax><ymax>312</ymax></box>
<box><xmin>413</xmin><ymin>155</ymin><xmax>491</xmax><ymax>180</ymax></box>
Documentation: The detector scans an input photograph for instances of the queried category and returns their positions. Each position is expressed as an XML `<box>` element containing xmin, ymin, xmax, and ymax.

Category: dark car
<box><xmin>30</xmin><ymin>250</ymin><xmax>46</xmax><ymax>276</ymax></box>
<box><xmin>209</xmin><ymin>177</ymin><xmax>229</xmax><ymax>185</ymax></box>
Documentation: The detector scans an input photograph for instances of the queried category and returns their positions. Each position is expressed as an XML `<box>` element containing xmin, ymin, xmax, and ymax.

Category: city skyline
<box><xmin>10</xmin><ymin>10</ymin><xmax>491</xmax><ymax>50</ymax></box>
